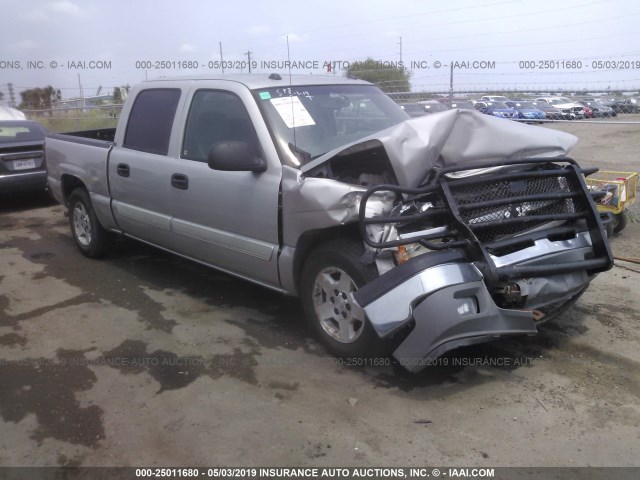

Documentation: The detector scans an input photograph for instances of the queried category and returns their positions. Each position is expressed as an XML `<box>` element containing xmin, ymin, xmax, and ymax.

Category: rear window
<box><xmin>123</xmin><ymin>89</ymin><xmax>181</xmax><ymax>155</ymax></box>
<box><xmin>0</xmin><ymin>122</ymin><xmax>47</xmax><ymax>143</ymax></box>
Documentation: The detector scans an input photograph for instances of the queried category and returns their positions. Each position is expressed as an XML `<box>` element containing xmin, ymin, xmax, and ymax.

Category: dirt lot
<box><xmin>1</xmin><ymin>118</ymin><xmax>640</xmax><ymax>468</ymax></box>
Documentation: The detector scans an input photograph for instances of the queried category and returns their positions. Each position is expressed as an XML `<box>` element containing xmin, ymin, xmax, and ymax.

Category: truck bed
<box><xmin>47</xmin><ymin>128</ymin><xmax>116</xmax><ymax>148</ymax></box>
<box><xmin>45</xmin><ymin>129</ymin><xmax>114</xmax><ymax>209</ymax></box>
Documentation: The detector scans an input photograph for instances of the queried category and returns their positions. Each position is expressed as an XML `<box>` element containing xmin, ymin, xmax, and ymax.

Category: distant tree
<box><xmin>19</xmin><ymin>88</ymin><xmax>42</xmax><ymax>109</ymax></box>
<box><xmin>41</xmin><ymin>85</ymin><xmax>61</xmax><ymax>109</ymax></box>
<box><xmin>0</xmin><ymin>91</ymin><xmax>4</xmax><ymax>102</ymax></box>
<box><xmin>345</xmin><ymin>57</ymin><xmax>411</xmax><ymax>93</ymax></box>
<box><xmin>19</xmin><ymin>85</ymin><xmax>61</xmax><ymax>110</ymax></box>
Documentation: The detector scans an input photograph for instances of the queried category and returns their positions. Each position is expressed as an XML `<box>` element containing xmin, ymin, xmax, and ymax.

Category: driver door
<box><xmin>169</xmin><ymin>87</ymin><xmax>282</xmax><ymax>288</ymax></box>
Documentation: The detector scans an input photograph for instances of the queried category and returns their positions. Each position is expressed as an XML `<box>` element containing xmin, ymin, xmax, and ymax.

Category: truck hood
<box><xmin>301</xmin><ymin>108</ymin><xmax>577</xmax><ymax>188</ymax></box>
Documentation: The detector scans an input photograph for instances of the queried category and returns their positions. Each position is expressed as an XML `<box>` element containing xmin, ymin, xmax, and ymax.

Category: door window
<box><xmin>123</xmin><ymin>88</ymin><xmax>181</xmax><ymax>155</ymax></box>
<box><xmin>182</xmin><ymin>90</ymin><xmax>259</xmax><ymax>162</ymax></box>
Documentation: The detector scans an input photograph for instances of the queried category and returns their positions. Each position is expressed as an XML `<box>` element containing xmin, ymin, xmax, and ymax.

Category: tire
<box><xmin>68</xmin><ymin>188</ymin><xmax>114</xmax><ymax>257</ymax></box>
<box><xmin>300</xmin><ymin>238</ymin><xmax>388</xmax><ymax>359</ymax></box>
<box><xmin>613</xmin><ymin>211</ymin><xmax>628</xmax><ymax>234</ymax></box>
<box><xmin>604</xmin><ymin>217</ymin><xmax>614</xmax><ymax>239</ymax></box>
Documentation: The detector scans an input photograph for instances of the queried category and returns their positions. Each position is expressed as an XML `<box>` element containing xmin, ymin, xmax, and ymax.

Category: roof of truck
<box><xmin>142</xmin><ymin>74</ymin><xmax>372</xmax><ymax>90</ymax></box>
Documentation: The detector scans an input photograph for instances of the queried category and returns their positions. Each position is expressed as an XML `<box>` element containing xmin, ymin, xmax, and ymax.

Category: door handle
<box><xmin>117</xmin><ymin>163</ymin><xmax>130</xmax><ymax>177</ymax></box>
<box><xmin>171</xmin><ymin>173</ymin><xmax>189</xmax><ymax>190</ymax></box>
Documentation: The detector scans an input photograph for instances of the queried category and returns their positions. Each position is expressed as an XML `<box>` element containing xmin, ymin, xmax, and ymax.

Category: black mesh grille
<box><xmin>448</xmin><ymin>173</ymin><xmax>586</xmax><ymax>243</ymax></box>
<box><xmin>453</xmin><ymin>175</ymin><xmax>567</xmax><ymax>204</ymax></box>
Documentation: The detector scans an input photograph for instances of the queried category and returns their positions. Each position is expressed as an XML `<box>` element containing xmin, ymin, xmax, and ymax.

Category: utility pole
<box><xmin>245</xmin><ymin>50</ymin><xmax>253</xmax><ymax>73</ymax></box>
<box><xmin>448</xmin><ymin>63</ymin><xmax>454</xmax><ymax>107</ymax></box>
<box><xmin>397</xmin><ymin>36</ymin><xmax>403</xmax><ymax>63</ymax></box>
<box><xmin>78</xmin><ymin>74</ymin><xmax>85</xmax><ymax>109</ymax></box>
<box><xmin>219</xmin><ymin>42</ymin><xmax>224</xmax><ymax>74</ymax></box>
<box><xmin>8</xmin><ymin>82</ymin><xmax>16</xmax><ymax>107</ymax></box>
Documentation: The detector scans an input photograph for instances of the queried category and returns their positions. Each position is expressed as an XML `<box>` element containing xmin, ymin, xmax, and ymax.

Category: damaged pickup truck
<box><xmin>45</xmin><ymin>75</ymin><xmax>613</xmax><ymax>372</ymax></box>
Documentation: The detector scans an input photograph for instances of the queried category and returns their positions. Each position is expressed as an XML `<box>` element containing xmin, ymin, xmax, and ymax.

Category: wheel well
<box><xmin>61</xmin><ymin>175</ymin><xmax>86</xmax><ymax>205</ymax></box>
<box><xmin>292</xmin><ymin>224</ymin><xmax>361</xmax><ymax>290</ymax></box>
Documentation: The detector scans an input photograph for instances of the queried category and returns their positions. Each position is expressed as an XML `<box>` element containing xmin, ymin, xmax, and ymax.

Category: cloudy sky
<box><xmin>1</xmin><ymin>0</ymin><xmax>639</xmax><ymax>101</ymax></box>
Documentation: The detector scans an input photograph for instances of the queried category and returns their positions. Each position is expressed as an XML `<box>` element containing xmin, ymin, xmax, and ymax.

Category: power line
<box><xmin>246</xmin><ymin>0</ymin><xmax>617</xmax><ymax>53</ymax></box>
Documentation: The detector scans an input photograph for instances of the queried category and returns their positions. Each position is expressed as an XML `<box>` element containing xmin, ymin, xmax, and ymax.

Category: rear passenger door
<box><xmin>169</xmin><ymin>87</ymin><xmax>282</xmax><ymax>288</ymax></box>
<box><xmin>109</xmin><ymin>88</ymin><xmax>181</xmax><ymax>248</ymax></box>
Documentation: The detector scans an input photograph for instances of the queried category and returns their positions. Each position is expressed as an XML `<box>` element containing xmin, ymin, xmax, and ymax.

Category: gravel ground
<box><xmin>1</xmin><ymin>116</ymin><xmax>639</xmax><ymax>469</ymax></box>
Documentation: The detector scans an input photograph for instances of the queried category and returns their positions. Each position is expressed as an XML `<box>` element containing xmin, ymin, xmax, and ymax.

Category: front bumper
<box><xmin>354</xmin><ymin>237</ymin><xmax>595</xmax><ymax>373</ymax></box>
<box><xmin>354</xmin><ymin>158</ymin><xmax>613</xmax><ymax>373</ymax></box>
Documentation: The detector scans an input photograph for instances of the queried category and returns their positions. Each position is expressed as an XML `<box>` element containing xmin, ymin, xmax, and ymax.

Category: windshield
<box><xmin>254</xmin><ymin>84</ymin><xmax>408</xmax><ymax>167</ymax></box>
<box><xmin>489</xmin><ymin>102</ymin><xmax>509</xmax><ymax>109</ymax></box>
<box><xmin>515</xmin><ymin>101</ymin><xmax>537</xmax><ymax>108</ymax></box>
<box><xmin>451</xmin><ymin>101</ymin><xmax>475</xmax><ymax>109</ymax></box>
<box><xmin>422</xmin><ymin>102</ymin><xmax>448</xmax><ymax>112</ymax></box>
<box><xmin>400</xmin><ymin>104</ymin><xmax>424</xmax><ymax>113</ymax></box>
<box><xmin>0</xmin><ymin>121</ymin><xmax>47</xmax><ymax>143</ymax></box>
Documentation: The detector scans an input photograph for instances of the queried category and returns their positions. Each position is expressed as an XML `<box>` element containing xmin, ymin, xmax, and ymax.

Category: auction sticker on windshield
<box><xmin>270</xmin><ymin>96</ymin><xmax>316</xmax><ymax>128</ymax></box>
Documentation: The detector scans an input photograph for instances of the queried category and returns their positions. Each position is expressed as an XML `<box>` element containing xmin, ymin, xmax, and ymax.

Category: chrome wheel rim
<box><xmin>73</xmin><ymin>202</ymin><xmax>92</xmax><ymax>246</ymax></box>
<box><xmin>312</xmin><ymin>267</ymin><xmax>365</xmax><ymax>344</ymax></box>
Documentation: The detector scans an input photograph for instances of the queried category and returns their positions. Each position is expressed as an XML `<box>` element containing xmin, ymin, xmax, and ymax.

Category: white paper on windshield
<box><xmin>270</xmin><ymin>96</ymin><xmax>316</xmax><ymax>128</ymax></box>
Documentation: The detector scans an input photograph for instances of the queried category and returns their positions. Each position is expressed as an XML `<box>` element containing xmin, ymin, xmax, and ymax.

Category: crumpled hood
<box><xmin>302</xmin><ymin>108</ymin><xmax>577</xmax><ymax>188</ymax></box>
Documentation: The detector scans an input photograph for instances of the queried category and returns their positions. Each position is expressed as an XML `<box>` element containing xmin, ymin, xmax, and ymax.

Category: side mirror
<box><xmin>207</xmin><ymin>141</ymin><xmax>266</xmax><ymax>173</ymax></box>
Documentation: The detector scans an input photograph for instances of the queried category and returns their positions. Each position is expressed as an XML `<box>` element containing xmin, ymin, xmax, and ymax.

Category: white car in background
<box><xmin>0</xmin><ymin>106</ymin><xmax>27</xmax><ymax>120</ymax></box>
<box><xmin>480</xmin><ymin>95</ymin><xmax>510</xmax><ymax>102</ymax></box>
<box><xmin>536</xmin><ymin>97</ymin><xmax>585</xmax><ymax>119</ymax></box>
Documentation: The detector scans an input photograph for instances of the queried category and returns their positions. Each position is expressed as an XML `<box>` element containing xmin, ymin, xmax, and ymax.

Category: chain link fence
<box><xmin>23</xmin><ymin>104</ymin><xmax>123</xmax><ymax>132</ymax></box>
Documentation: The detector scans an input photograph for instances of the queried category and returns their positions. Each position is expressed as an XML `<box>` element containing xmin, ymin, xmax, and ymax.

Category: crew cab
<box><xmin>45</xmin><ymin>75</ymin><xmax>613</xmax><ymax>372</ymax></box>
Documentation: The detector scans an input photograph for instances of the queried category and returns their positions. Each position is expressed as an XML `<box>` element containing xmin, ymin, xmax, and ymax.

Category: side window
<box><xmin>123</xmin><ymin>89</ymin><xmax>181</xmax><ymax>155</ymax></box>
<box><xmin>182</xmin><ymin>90</ymin><xmax>259</xmax><ymax>162</ymax></box>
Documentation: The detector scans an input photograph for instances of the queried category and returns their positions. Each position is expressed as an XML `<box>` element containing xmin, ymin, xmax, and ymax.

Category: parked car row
<box><xmin>399</xmin><ymin>98</ymin><xmax>563</xmax><ymax>122</ymax></box>
<box><xmin>594</xmin><ymin>97</ymin><xmax>640</xmax><ymax>113</ymax></box>
<box><xmin>399</xmin><ymin>100</ymin><xmax>449</xmax><ymax>117</ymax></box>
<box><xmin>398</xmin><ymin>94</ymin><xmax>640</xmax><ymax>120</ymax></box>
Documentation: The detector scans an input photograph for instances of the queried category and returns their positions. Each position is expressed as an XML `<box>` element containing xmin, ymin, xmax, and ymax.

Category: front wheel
<box><xmin>300</xmin><ymin>238</ymin><xmax>388</xmax><ymax>359</ymax></box>
<box><xmin>68</xmin><ymin>188</ymin><xmax>114</xmax><ymax>257</ymax></box>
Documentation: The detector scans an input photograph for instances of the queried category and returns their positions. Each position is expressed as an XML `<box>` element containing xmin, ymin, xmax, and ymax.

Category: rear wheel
<box><xmin>612</xmin><ymin>211</ymin><xmax>628</xmax><ymax>234</ymax></box>
<box><xmin>300</xmin><ymin>238</ymin><xmax>387</xmax><ymax>358</ymax></box>
<box><xmin>68</xmin><ymin>188</ymin><xmax>114</xmax><ymax>257</ymax></box>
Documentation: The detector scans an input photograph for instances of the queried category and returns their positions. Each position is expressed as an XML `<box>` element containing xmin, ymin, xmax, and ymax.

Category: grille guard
<box><xmin>358</xmin><ymin>157</ymin><xmax>613</xmax><ymax>287</ymax></box>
